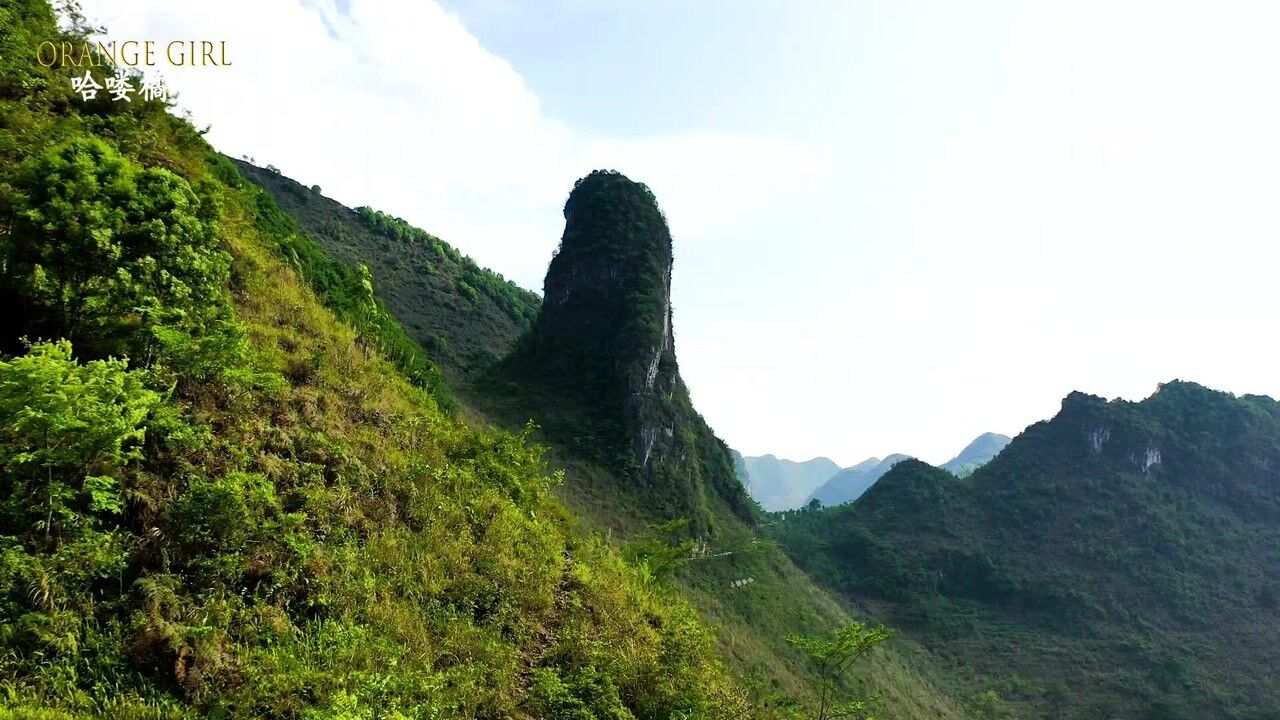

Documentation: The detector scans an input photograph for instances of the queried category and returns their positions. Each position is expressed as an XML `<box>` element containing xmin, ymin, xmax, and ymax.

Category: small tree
<box><xmin>3</xmin><ymin>136</ymin><xmax>238</xmax><ymax>369</ymax></box>
<box><xmin>786</xmin><ymin>622</ymin><xmax>896</xmax><ymax>720</ymax></box>
<box><xmin>972</xmin><ymin>689</ymin><xmax>1005</xmax><ymax>720</ymax></box>
<box><xmin>621</xmin><ymin>518</ymin><xmax>694</xmax><ymax>582</ymax></box>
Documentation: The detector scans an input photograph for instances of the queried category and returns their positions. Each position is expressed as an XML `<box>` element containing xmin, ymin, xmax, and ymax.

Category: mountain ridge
<box><xmin>232</xmin><ymin>159</ymin><xmax>539</xmax><ymax>381</ymax></box>
<box><xmin>773</xmin><ymin>380</ymin><xmax>1280</xmax><ymax>718</ymax></box>
<box><xmin>807</xmin><ymin>453</ymin><xmax>913</xmax><ymax>507</ymax></box>
<box><xmin>939</xmin><ymin>431</ymin><xmax>1011</xmax><ymax>477</ymax></box>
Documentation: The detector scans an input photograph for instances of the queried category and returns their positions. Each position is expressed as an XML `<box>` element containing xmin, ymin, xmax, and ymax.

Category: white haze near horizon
<box><xmin>81</xmin><ymin>1</ymin><xmax>1280</xmax><ymax>467</ymax></box>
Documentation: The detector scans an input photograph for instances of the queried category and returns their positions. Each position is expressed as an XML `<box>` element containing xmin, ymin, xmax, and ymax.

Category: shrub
<box><xmin>2</xmin><ymin>136</ymin><xmax>237</xmax><ymax>370</ymax></box>
<box><xmin>0</xmin><ymin>340</ymin><xmax>159</xmax><ymax>664</ymax></box>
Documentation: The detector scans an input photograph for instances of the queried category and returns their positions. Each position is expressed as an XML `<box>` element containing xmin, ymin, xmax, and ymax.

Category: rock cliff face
<box><xmin>530</xmin><ymin>170</ymin><xmax>756</xmax><ymax>531</ymax></box>
<box><xmin>536</xmin><ymin>170</ymin><xmax>676</xmax><ymax>443</ymax></box>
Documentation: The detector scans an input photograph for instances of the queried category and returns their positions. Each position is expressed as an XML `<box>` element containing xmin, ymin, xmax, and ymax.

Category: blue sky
<box><xmin>434</xmin><ymin>1</ymin><xmax>839</xmax><ymax>134</ymax></box>
<box><xmin>86</xmin><ymin>1</ymin><xmax>1280</xmax><ymax>466</ymax></box>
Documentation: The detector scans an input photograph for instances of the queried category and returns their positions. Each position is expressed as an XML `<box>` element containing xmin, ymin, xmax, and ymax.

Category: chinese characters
<box><xmin>69</xmin><ymin>71</ymin><xmax>166</xmax><ymax>103</ymax></box>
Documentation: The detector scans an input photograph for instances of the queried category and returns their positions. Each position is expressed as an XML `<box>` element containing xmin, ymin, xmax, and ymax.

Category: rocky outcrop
<box><xmin>528</xmin><ymin>170</ymin><xmax>756</xmax><ymax>531</ymax></box>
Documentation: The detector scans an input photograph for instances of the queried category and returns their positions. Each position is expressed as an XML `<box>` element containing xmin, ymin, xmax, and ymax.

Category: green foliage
<box><xmin>622</xmin><ymin>518</ymin><xmax>695</xmax><ymax>582</ymax></box>
<box><xmin>239</xmin><ymin>161</ymin><xmax>539</xmax><ymax>379</ymax></box>
<box><xmin>774</xmin><ymin>385</ymin><xmax>1280</xmax><ymax>718</ymax></box>
<box><xmin>0</xmin><ymin>341</ymin><xmax>159</xmax><ymax>537</ymax></box>
<box><xmin>528</xmin><ymin>666</ymin><xmax>634</xmax><ymax>720</ymax></box>
<box><xmin>970</xmin><ymin>690</ymin><xmax>1005</xmax><ymax>720</ymax></box>
<box><xmin>355</xmin><ymin>205</ymin><xmax>539</xmax><ymax>325</ymax></box>
<box><xmin>244</xmin><ymin>182</ymin><xmax>453</xmax><ymax>406</ymax></box>
<box><xmin>785</xmin><ymin>623</ymin><xmax>895</xmax><ymax>720</ymax></box>
<box><xmin>0</xmin><ymin>340</ymin><xmax>159</xmax><ymax>702</ymax></box>
<box><xmin>2</xmin><ymin>137</ymin><xmax>237</xmax><ymax>368</ymax></box>
<box><xmin>456</xmin><ymin>278</ymin><xmax>479</xmax><ymax>302</ymax></box>
<box><xmin>0</xmin><ymin>4</ymin><xmax>755</xmax><ymax>716</ymax></box>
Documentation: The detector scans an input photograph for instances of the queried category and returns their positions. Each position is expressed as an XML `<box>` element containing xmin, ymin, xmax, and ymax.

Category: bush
<box><xmin>2</xmin><ymin>136</ymin><xmax>238</xmax><ymax>370</ymax></box>
<box><xmin>0</xmin><ymin>340</ymin><xmax>159</xmax><ymax>665</ymax></box>
<box><xmin>0</xmin><ymin>340</ymin><xmax>160</xmax><ymax>539</ymax></box>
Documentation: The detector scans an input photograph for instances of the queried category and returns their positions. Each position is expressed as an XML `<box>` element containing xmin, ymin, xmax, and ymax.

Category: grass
<box><xmin>470</xmin><ymin>379</ymin><xmax>975</xmax><ymax>719</ymax></box>
<box><xmin>236</xmin><ymin>161</ymin><xmax>539</xmax><ymax>383</ymax></box>
<box><xmin>1</xmin><ymin>157</ymin><xmax>754</xmax><ymax>717</ymax></box>
<box><xmin>0</xmin><ymin>5</ymin><xmax>757</xmax><ymax>714</ymax></box>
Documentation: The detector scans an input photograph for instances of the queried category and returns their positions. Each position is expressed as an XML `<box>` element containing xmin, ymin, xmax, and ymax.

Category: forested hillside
<box><xmin>774</xmin><ymin>383</ymin><xmax>1280</xmax><ymax>719</ymax></box>
<box><xmin>233</xmin><ymin>160</ymin><xmax>539</xmax><ymax>381</ymax></box>
<box><xmin>0</xmin><ymin>4</ymin><xmax>753</xmax><ymax>716</ymax></box>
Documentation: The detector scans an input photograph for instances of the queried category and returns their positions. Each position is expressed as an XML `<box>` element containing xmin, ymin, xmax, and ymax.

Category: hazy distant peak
<box><xmin>941</xmin><ymin>432</ymin><xmax>1011</xmax><ymax>477</ymax></box>
<box><xmin>806</xmin><ymin>453</ymin><xmax>913</xmax><ymax>508</ymax></box>
<box><xmin>741</xmin><ymin>455</ymin><xmax>842</xmax><ymax>511</ymax></box>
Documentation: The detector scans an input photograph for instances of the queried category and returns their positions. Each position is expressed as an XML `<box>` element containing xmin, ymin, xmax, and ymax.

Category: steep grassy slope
<box><xmin>474</xmin><ymin>377</ymin><xmax>975</xmax><ymax>720</ymax></box>
<box><xmin>0</xmin><ymin>4</ymin><xmax>751</xmax><ymax>717</ymax></box>
<box><xmin>775</xmin><ymin>384</ymin><xmax>1280</xmax><ymax>719</ymax></box>
<box><xmin>476</xmin><ymin>170</ymin><xmax>973</xmax><ymax>716</ymax></box>
<box><xmin>247</xmin><ymin>165</ymin><xmax>979</xmax><ymax>718</ymax></box>
<box><xmin>234</xmin><ymin>160</ymin><xmax>539</xmax><ymax>381</ymax></box>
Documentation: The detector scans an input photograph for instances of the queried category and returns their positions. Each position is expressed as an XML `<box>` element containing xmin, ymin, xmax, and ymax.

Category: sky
<box><xmin>81</xmin><ymin>1</ymin><xmax>1280</xmax><ymax>467</ymax></box>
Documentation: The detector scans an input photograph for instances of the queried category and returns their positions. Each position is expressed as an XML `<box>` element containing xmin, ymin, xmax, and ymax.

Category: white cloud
<box><xmin>80</xmin><ymin>0</ymin><xmax>826</xmax><ymax>292</ymax></box>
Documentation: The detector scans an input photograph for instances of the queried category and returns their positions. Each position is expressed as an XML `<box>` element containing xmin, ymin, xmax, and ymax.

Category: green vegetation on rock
<box><xmin>502</xmin><ymin>170</ymin><xmax>758</xmax><ymax>535</ymax></box>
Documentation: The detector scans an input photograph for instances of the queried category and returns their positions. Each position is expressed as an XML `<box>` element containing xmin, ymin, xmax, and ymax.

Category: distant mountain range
<box><xmin>806</xmin><ymin>453</ymin><xmax>914</xmax><ymax>508</ymax></box>
<box><xmin>740</xmin><ymin>455</ymin><xmax>841</xmax><ymax>511</ymax></box>
<box><xmin>742</xmin><ymin>432</ymin><xmax>1011</xmax><ymax>511</ymax></box>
